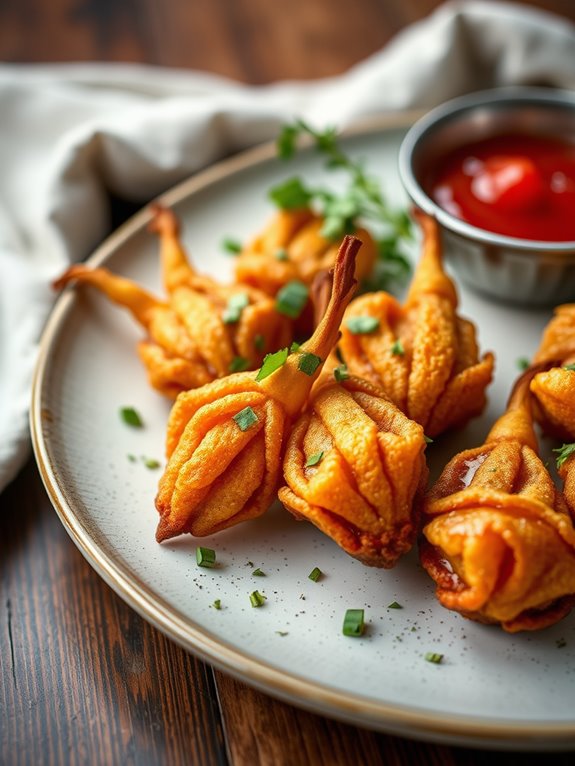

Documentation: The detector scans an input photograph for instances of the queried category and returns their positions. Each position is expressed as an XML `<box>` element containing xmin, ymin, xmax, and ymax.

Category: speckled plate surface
<box><xmin>31</xmin><ymin>115</ymin><xmax>575</xmax><ymax>750</ymax></box>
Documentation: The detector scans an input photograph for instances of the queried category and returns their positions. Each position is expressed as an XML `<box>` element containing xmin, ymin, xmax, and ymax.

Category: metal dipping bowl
<box><xmin>398</xmin><ymin>88</ymin><xmax>575</xmax><ymax>306</ymax></box>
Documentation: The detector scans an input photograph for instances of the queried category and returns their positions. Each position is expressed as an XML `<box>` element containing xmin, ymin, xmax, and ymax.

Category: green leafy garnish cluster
<box><xmin>272</xmin><ymin>119</ymin><xmax>412</xmax><ymax>292</ymax></box>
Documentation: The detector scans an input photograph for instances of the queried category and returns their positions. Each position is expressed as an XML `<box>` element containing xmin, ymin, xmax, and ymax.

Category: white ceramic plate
<box><xmin>31</xmin><ymin>115</ymin><xmax>575</xmax><ymax>750</ymax></box>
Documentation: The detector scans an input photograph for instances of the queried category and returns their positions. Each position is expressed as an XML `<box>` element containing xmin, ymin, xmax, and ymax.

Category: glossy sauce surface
<box><xmin>428</xmin><ymin>134</ymin><xmax>575</xmax><ymax>241</ymax></box>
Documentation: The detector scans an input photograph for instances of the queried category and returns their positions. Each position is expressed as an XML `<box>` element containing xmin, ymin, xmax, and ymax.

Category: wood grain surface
<box><xmin>2</xmin><ymin>1</ymin><xmax>575</xmax><ymax>764</ymax></box>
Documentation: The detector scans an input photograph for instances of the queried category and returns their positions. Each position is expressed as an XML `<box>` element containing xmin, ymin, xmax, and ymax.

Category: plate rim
<box><xmin>30</xmin><ymin>111</ymin><xmax>575</xmax><ymax>749</ymax></box>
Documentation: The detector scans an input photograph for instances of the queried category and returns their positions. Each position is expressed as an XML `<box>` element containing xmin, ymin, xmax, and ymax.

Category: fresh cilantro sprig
<box><xmin>554</xmin><ymin>443</ymin><xmax>575</xmax><ymax>470</ymax></box>
<box><xmin>272</xmin><ymin>119</ymin><xmax>412</xmax><ymax>292</ymax></box>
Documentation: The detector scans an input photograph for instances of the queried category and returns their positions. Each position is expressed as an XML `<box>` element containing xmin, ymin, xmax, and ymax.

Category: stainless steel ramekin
<box><xmin>398</xmin><ymin>88</ymin><xmax>575</xmax><ymax>306</ymax></box>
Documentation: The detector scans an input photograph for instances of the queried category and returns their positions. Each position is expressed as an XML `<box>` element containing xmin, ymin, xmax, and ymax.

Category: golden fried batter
<box><xmin>421</xmin><ymin>374</ymin><xmax>575</xmax><ymax>632</ymax></box>
<box><xmin>339</xmin><ymin>212</ymin><xmax>494</xmax><ymax>437</ymax></box>
<box><xmin>154</xmin><ymin>235</ymin><xmax>362</xmax><ymax>541</ymax></box>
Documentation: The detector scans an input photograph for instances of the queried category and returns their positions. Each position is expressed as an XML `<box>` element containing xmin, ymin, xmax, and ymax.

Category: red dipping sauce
<box><xmin>427</xmin><ymin>134</ymin><xmax>575</xmax><ymax>241</ymax></box>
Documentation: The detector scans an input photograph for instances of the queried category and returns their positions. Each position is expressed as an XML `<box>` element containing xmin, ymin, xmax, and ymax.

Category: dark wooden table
<box><xmin>2</xmin><ymin>2</ymin><xmax>575</xmax><ymax>764</ymax></box>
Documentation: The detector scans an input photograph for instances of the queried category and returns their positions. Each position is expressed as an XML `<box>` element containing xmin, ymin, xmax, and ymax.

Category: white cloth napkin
<box><xmin>1</xmin><ymin>0</ymin><xmax>574</xmax><ymax>492</ymax></box>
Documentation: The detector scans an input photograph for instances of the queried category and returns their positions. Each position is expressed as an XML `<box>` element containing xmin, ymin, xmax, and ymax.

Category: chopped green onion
<box><xmin>290</xmin><ymin>341</ymin><xmax>301</xmax><ymax>353</ymax></box>
<box><xmin>233</xmin><ymin>406</ymin><xmax>259</xmax><ymax>432</ymax></box>
<box><xmin>269</xmin><ymin>177</ymin><xmax>313</xmax><ymax>210</ymax></box>
<box><xmin>390</xmin><ymin>339</ymin><xmax>405</xmax><ymax>356</ymax></box>
<box><xmin>252</xmin><ymin>568</ymin><xmax>265</xmax><ymax>577</ymax></box>
<box><xmin>387</xmin><ymin>601</ymin><xmax>403</xmax><ymax>609</ymax></box>
<box><xmin>346</xmin><ymin>316</ymin><xmax>379</xmax><ymax>335</ymax></box>
<box><xmin>222</xmin><ymin>292</ymin><xmax>250</xmax><ymax>324</ymax></box>
<box><xmin>222</xmin><ymin>237</ymin><xmax>242</xmax><ymax>255</ymax></box>
<box><xmin>516</xmin><ymin>357</ymin><xmax>530</xmax><ymax>371</ymax></box>
<box><xmin>305</xmin><ymin>451</ymin><xmax>324</xmax><ymax>468</ymax></box>
<box><xmin>250</xmin><ymin>590</ymin><xmax>267</xmax><ymax>607</ymax></box>
<box><xmin>424</xmin><ymin>435</ymin><xmax>433</xmax><ymax>444</ymax></box>
<box><xmin>276</xmin><ymin>281</ymin><xmax>309</xmax><ymax>319</ymax></box>
<box><xmin>255</xmin><ymin>348</ymin><xmax>289</xmax><ymax>381</ymax></box>
<box><xmin>143</xmin><ymin>457</ymin><xmax>160</xmax><ymax>470</ymax></box>
<box><xmin>564</xmin><ymin>363</ymin><xmax>575</xmax><ymax>371</ymax></box>
<box><xmin>275</xmin><ymin>630</ymin><xmax>288</xmax><ymax>636</ymax></box>
<box><xmin>229</xmin><ymin>356</ymin><xmax>250</xmax><ymax>373</ymax></box>
<box><xmin>274</xmin><ymin>248</ymin><xmax>289</xmax><ymax>261</ymax></box>
<box><xmin>120</xmin><ymin>406</ymin><xmax>143</xmax><ymax>428</ymax></box>
<box><xmin>553</xmin><ymin>443</ymin><xmax>575</xmax><ymax>469</ymax></box>
<box><xmin>196</xmin><ymin>547</ymin><xmax>216</xmax><ymax>568</ymax></box>
<box><xmin>308</xmin><ymin>567</ymin><xmax>322</xmax><ymax>582</ymax></box>
<box><xmin>425</xmin><ymin>652</ymin><xmax>443</xmax><ymax>664</ymax></box>
<box><xmin>212</xmin><ymin>599</ymin><xmax>222</xmax><ymax>610</ymax></box>
<box><xmin>333</xmin><ymin>364</ymin><xmax>349</xmax><ymax>383</ymax></box>
<box><xmin>298</xmin><ymin>352</ymin><xmax>322</xmax><ymax>376</ymax></box>
<box><xmin>342</xmin><ymin>609</ymin><xmax>365</xmax><ymax>637</ymax></box>
<box><xmin>254</xmin><ymin>334</ymin><xmax>265</xmax><ymax>352</ymax></box>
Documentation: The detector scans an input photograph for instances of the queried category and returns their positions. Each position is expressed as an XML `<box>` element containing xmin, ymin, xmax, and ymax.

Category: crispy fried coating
<box><xmin>234</xmin><ymin>208</ymin><xmax>376</xmax><ymax>296</ymax></box>
<box><xmin>530</xmin><ymin>303</ymin><xmax>575</xmax><ymax>440</ymax></box>
<box><xmin>53</xmin><ymin>205</ymin><xmax>292</xmax><ymax>398</ymax></box>
<box><xmin>421</xmin><ymin>374</ymin><xmax>575</xmax><ymax>632</ymax></box>
<box><xmin>278</xmin><ymin>366</ymin><xmax>428</xmax><ymax>567</ymax></box>
<box><xmin>154</xmin><ymin>235</ymin><xmax>362</xmax><ymax>541</ymax></box>
<box><xmin>339</xmin><ymin>212</ymin><xmax>494</xmax><ymax>437</ymax></box>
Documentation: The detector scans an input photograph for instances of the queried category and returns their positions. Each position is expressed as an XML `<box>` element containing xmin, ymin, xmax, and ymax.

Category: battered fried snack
<box><xmin>234</xmin><ymin>207</ymin><xmax>376</xmax><ymax>297</ymax></box>
<box><xmin>420</xmin><ymin>373</ymin><xmax>575</xmax><ymax>632</ymax></box>
<box><xmin>558</xmin><ymin>446</ymin><xmax>575</xmax><ymax>517</ymax></box>
<box><xmin>530</xmin><ymin>304</ymin><xmax>575</xmax><ymax>440</ymax></box>
<box><xmin>154</xmin><ymin>235</ymin><xmax>362</xmax><ymax>541</ymax></box>
<box><xmin>278</xmin><ymin>357</ymin><xmax>428</xmax><ymax>567</ymax></box>
<box><xmin>339</xmin><ymin>212</ymin><xmax>494</xmax><ymax>437</ymax></box>
<box><xmin>54</xmin><ymin>206</ymin><xmax>292</xmax><ymax>398</ymax></box>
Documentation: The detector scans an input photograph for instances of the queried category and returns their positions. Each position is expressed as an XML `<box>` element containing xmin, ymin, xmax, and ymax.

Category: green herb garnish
<box><xmin>276</xmin><ymin>631</ymin><xmax>289</xmax><ymax>636</ymax></box>
<box><xmin>424</xmin><ymin>435</ymin><xmax>433</xmax><ymax>444</ymax></box>
<box><xmin>250</xmin><ymin>590</ymin><xmax>267</xmax><ymax>608</ymax></box>
<box><xmin>269</xmin><ymin>177</ymin><xmax>313</xmax><ymax>210</ymax></box>
<box><xmin>305</xmin><ymin>452</ymin><xmax>324</xmax><ymax>468</ymax></box>
<box><xmin>196</xmin><ymin>547</ymin><xmax>216</xmax><ymax>568</ymax></box>
<box><xmin>333</xmin><ymin>364</ymin><xmax>349</xmax><ymax>382</ymax></box>
<box><xmin>298</xmin><ymin>352</ymin><xmax>322</xmax><ymax>376</ymax></box>
<box><xmin>222</xmin><ymin>237</ymin><xmax>242</xmax><ymax>255</ymax></box>
<box><xmin>252</xmin><ymin>568</ymin><xmax>265</xmax><ymax>577</ymax></box>
<box><xmin>425</xmin><ymin>652</ymin><xmax>443</xmax><ymax>664</ymax></box>
<box><xmin>274</xmin><ymin>248</ymin><xmax>289</xmax><ymax>261</ymax></box>
<box><xmin>390</xmin><ymin>339</ymin><xmax>405</xmax><ymax>356</ymax></box>
<box><xmin>233</xmin><ymin>406</ymin><xmax>259</xmax><ymax>431</ymax></box>
<box><xmin>212</xmin><ymin>599</ymin><xmax>222</xmax><ymax>610</ymax></box>
<box><xmin>516</xmin><ymin>357</ymin><xmax>530</xmax><ymax>371</ymax></box>
<box><xmin>143</xmin><ymin>457</ymin><xmax>160</xmax><ymax>470</ymax></box>
<box><xmin>553</xmin><ymin>443</ymin><xmax>575</xmax><ymax>469</ymax></box>
<box><xmin>564</xmin><ymin>363</ymin><xmax>575</xmax><ymax>371</ymax></box>
<box><xmin>387</xmin><ymin>601</ymin><xmax>403</xmax><ymax>609</ymax></box>
<box><xmin>308</xmin><ymin>567</ymin><xmax>322</xmax><ymax>582</ymax></box>
<box><xmin>255</xmin><ymin>348</ymin><xmax>289</xmax><ymax>381</ymax></box>
<box><xmin>120</xmin><ymin>406</ymin><xmax>143</xmax><ymax>428</ymax></box>
<box><xmin>229</xmin><ymin>356</ymin><xmax>250</xmax><ymax>373</ymax></box>
<box><xmin>342</xmin><ymin>609</ymin><xmax>365</xmax><ymax>637</ymax></box>
<box><xmin>222</xmin><ymin>292</ymin><xmax>249</xmax><ymax>324</ymax></box>
<box><xmin>275</xmin><ymin>280</ymin><xmax>309</xmax><ymax>319</ymax></box>
<box><xmin>346</xmin><ymin>316</ymin><xmax>379</xmax><ymax>335</ymax></box>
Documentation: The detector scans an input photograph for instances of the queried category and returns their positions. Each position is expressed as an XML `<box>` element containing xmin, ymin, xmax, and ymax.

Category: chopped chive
<box><xmin>387</xmin><ymin>601</ymin><xmax>403</xmax><ymax>609</ymax></box>
<box><xmin>333</xmin><ymin>364</ymin><xmax>349</xmax><ymax>382</ymax></box>
<box><xmin>233</xmin><ymin>406</ymin><xmax>259</xmax><ymax>431</ymax></box>
<box><xmin>308</xmin><ymin>566</ymin><xmax>322</xmax><ymax>582</ymax></box>
<box><xmin>276</xmin><ymin>280</ymin><xmax>309</xmax><ymax>319</ymax></box>
<box><xmin>564</xmin><ymin>363</ymin><xmax>575</xmax><ymax>371</ymax></box>
<box><xmin>276</xmin><ymin>630</ymin><xmax>288</xmax><ymax>636</ymax></box>
<box><xmin>252</xmin><ymin>568</ymin><xmax>265</xmax><ymax>577</ymax></box>
<box><xmin>424</xmin><ymin>435</ymin><xmax>433</xmax><ymax>444</ymax></box>
<box><xmin>290</xmin><ymin>341</ymin><xmax>301</xmax><ymax>353</ymax></box>
<box><xmin>254</xmin><ymin>334</ymin><xmax>265</xmax><ymax>352</ymax></box>
<box><xmin>346</xmin><ymin>316</ymin><xmax>379</xmax><ymax>335</ymax></box>
<box><xmin>143</xmin><ymin>457</ymin><xmax>160</xmax><ymax>470</ymax></box>
<box><xmin>222</xmin><ymin>292</ymin><xmax>249</xmax><ymax>324</ymax></box>
<box><xmin>212</xmin><ymin>599</ymin><xmax>222</xmax><ymax>610</ymax></box>
<box><xmin>120</xmin><ymin>406</ymin><xmax>143</xmax><ymax>427</ymax></box>
<box><xmin>425</xmin><ymin>652</ymin><xmax>443</xmax><ymax>664</ymax></box>
<box><xmin>298</xmin><ymin>352</ymin><xmax>322</xmax><ymax>376</ymax></box>
<box><xmin>250</xmin><ymin>590</ymin><xmax>267</xmax><ymax>607</ymax></box>
<box><xmin>274</xmin><ymin>247</ymin><xmax>289</xmax><ymax>261</ymax></box>
<box><xmin>390</xmin><ymin>339</ymin><xmax>405</xmax><ymax>356</ymax></box>
<box><xmin>222</xmin><ymin>237</ymin><xmax>242</xmax><ymax>255</ymax></box>
<box><xmin>229</xmin><ymin>356</ymin><xmax>250</xmax><ymax>373</ymax></box>
<box><xmin>516</xmin><ymin>357</ymin><xmax>530</xmax><ymax>371</ymax></box>
<box><xmin>255</xmin><ymin>348</ymin><xmax>289</xmax><ymax>381</ymax></box>
<box><xmin>553</xmin><ymin>443</ymin><xmax>575</xmax><ymax>469</ymax></box>
<box><xmin>196</xmin><ymin>547</ymin><xmax>216</xmax><ymax>568</ymax></box>
<box><xmin>342</xmin><ymin>609</ymin><xmax>365</xmax><ymax>637</ymax></box>
<box><xmin>305</xmin><ymin>451</ymin><xmax>324</xmax><ymax>468</ymax></box>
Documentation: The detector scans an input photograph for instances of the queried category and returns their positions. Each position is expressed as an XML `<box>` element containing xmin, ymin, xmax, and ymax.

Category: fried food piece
<box><xmin>154</xmin><ymin>235</ymin><xmax>362</xmax><ymax>541</ymax></box>
<box><xmin>530</xmin><ymin>304</ymin><xmax>575</xmax><ymax>440</ymax></box>
<box><xmin>278</xmin><ymin>355</ymin><xmax>428</xmax><ymax>567</ymax></box>
<box><xmin>420</xmin><ymin>374</ymin><xmax>575</xmax><ymax>632</ymax></box>
<box><xmin>339</xmin><ymin>211</ymin><xmax>494</xmax><ymax>437</ymax></box>
<box><xmin>234</xmin><ymin>207</ymin><xmax>377</xmax><ymax>296</ymax></box>
<box><xmin>54</xmin><ymin>205</ymin><xmax>292</xmax><ymax>398</ymax></box>
<box><xmin>558</xmin><ymin>448</ymin><xmax>575</xmax><ymax>518</ymax></box>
